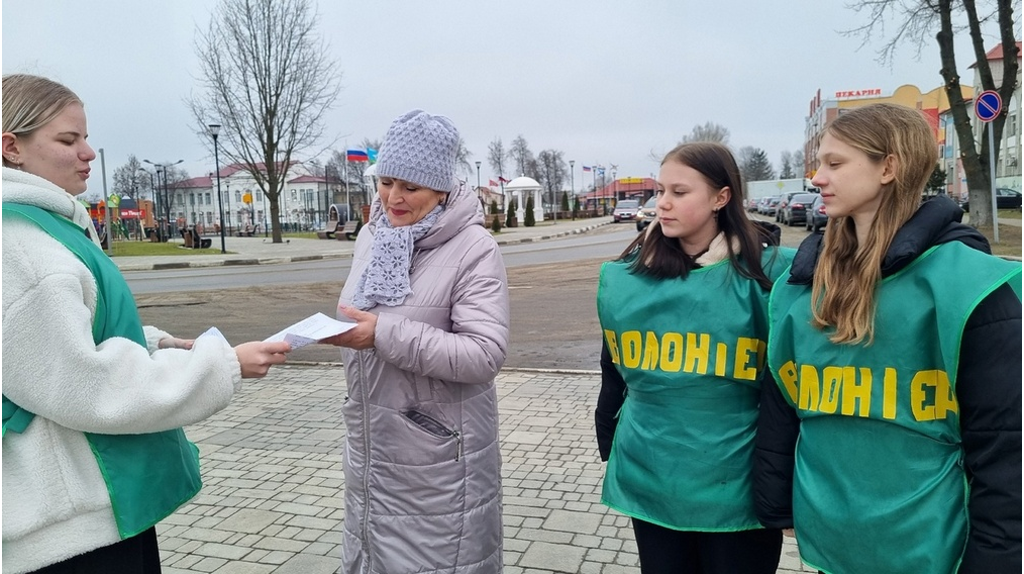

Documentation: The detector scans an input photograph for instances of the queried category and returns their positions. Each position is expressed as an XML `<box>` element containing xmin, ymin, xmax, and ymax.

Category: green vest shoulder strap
<box><xmin>1</xmin><ymin>202</ymin><xmax>202</xmax><ymax>540</ymax></box>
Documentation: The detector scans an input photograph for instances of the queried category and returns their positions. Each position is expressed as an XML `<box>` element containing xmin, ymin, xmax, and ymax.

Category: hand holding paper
<box><xmin>319</xmin><ymin>305</ymin><xmax>378</xmax><ymax>350</ymax></box>
<box><xmin>264</xmin><ymin>312</ymin><xmax>357</xmax><ymax>349</ymax></box>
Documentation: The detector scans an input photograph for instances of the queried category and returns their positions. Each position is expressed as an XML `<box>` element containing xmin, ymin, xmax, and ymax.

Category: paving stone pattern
<box><xmin>160</xmin><ymin>366</ymin><xmax>815</xmax><ymax>573</ymax></box>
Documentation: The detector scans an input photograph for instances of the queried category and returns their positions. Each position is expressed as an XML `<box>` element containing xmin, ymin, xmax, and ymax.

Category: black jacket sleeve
<box><xmin>754</xmin><ymin>367</ymin><xmax>800</xmax><ymax>529</ymax></box>
<box><xmin>957</xmin><ymin>283</ymin><xmax>1022</xmax><ymax>573</ymax></box>
<box><xmin>596</xmin><ymin>342</ymin><xmax>626</xmax><ymax>462</ymax></box>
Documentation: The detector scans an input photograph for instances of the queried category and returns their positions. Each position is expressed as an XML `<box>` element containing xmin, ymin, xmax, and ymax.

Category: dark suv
<box><xmin>781</xmin><ymin>192</ymin><xmax>819</xmax><ymax>226</ymax></box>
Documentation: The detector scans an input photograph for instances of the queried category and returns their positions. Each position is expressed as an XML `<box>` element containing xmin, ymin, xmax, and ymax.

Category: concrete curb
<box><xmin>116</xmin><ymin>219</ymin><xmax>612</xmax><ymax>271</ymax></box>
<box><xmin>116</xmin><ymin>251</ymin><xmax>353</xmax><ymax>272</ymax></box>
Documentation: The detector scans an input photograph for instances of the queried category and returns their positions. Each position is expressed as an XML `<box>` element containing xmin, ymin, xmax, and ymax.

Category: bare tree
<box><xmin>190</xmin><ymin>0</ymin><xmax>341</xmax><ymax>242</ymax></box>
<box><xmin>488</xmin><ymin>138</ymin><xmax>508</xmax><ymax>183</ymax></box>
<box><xmin>508</xmin><ymin>135</ymin><xmax>534</xmax><ymax>177</ymax></box>
<box><xmin>537</xmin><ymin>149</ymin><xmax>568</xmax><ymax>212</ymax></box>
<box><xmin>455</xmin><ymin>137</ymin><xmax>474</xmax><ymax>181</ymax></box>
<box><xmin>680</xmin><ymin>122</ymin><xmax>731</xmax><ymax>144</ymax></box>
<box><xmin>845</xmin><ymin>0</ymin><xmax>1019</xmax><ymax>227</ymax></box>
<box><xmin>112</xmin><ymin>155</ymin><xmax>151</xmax><ymax>201</ymax></box>
<box><xmin>779</xmin><ymin>151</ymin><xmax>796</xmax><ymax>179</ymax></box>
<box><xmin>792</xmin><ymin>149</ymin><xmax>806</xmax><ymax>178</ymax></box>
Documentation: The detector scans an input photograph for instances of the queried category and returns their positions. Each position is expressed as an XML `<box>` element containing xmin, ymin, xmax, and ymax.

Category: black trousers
<box><xmin>33</xmin><ymin>527</ymin><xmax>161</xmax><ymax>574</ymax></box>
<box><xmin>631</xmin><ymin>518</ymin><xmax>782</xmax><ymax>574</ymax></box>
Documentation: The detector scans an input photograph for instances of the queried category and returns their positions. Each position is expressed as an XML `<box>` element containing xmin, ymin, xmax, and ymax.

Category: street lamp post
<box><xmin>475</xmin><ymin>161</ymin><xmax>482</xmax><ymax>206</ymax></box>
<box><xmin>207</xmin><ymin>124</ymin><xmax>227</xmax><ymax>253</ymax></box>
<box><xmin>143</xmin><ymin>158</ymin><xmax>184</xmax><ymax>241</ymax></box>
<box><xmin>137</xmin><ymin>167</ymin><xmax>158</xmax><ymax>236</ymax></box>
<box><xmin>569</xmin><ymin>160</ymin><xmax>575</xmax><ymax>219</ymax></box>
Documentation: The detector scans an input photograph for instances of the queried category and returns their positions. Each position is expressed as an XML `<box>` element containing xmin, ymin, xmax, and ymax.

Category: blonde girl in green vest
<box><xmin>595</xmin><ymin>142</ymin><xmax>794</xmax><ymax>573</ymax></box>
<box><xmin>2</xmin><ymin>74</ymin><xmax>292</xmax><ymax>573</ymax></box>
<box><xmin>756</xmin><ymin>103</ymin><xmax>1021</xmax><ymax>574</ymax></box>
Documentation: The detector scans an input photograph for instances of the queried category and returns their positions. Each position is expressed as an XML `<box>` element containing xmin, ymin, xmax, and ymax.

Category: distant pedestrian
<box><xmin>756</xmin><ymin>103</ymin><xmax>1022</xmax><ymax>573</ymax></box>
<box><xmin>1</xmin><ymin>73</ymin><xmax>291</xmax><ymax>574</ymax></box>
<box><xmin>595</xmin><ymin>142</ymin><xmax>793</xmax><ymax>573</ymax></box>
<box><xmin>322</xmin><ymin>109</ymin><xmax>510</xmax><ymax>573</ymax></box>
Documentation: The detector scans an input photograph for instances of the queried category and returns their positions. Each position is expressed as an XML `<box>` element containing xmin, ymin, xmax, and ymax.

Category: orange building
<box><xmin>803</xmin><ymin>84</ymin><xmax>975</xmax><ymax>178</ymax></box>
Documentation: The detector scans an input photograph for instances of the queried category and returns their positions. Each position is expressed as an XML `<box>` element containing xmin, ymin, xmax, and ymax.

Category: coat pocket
<box><xmin>401</xmin><ymin>409</ymin><xmax>463</xmax><ymax>462</ymax></box>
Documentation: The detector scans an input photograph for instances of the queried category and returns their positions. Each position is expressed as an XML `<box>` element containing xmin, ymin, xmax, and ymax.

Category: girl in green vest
<box><xmin>757</xmin><ymin>103</ymin><xmax>1021</xmax><ymax>574</ymax></box>
<box><xmin>596</xmin><ymin>142</ymin><xmax>793</xmax><ymax>573</ymax></box>
<box><xmin>2</xmin><ymin>74</ymin><xmax>292</xmax><ymax>573</ymax></box>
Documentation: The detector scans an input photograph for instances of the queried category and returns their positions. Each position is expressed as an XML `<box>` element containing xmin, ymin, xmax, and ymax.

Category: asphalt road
<box><xmin>135</xmin><ymin>215</ymin><xmax>810</xmax><ymax>370</ymax></box>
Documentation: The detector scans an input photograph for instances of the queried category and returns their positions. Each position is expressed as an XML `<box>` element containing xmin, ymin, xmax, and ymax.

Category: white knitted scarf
<box><xmin>351</xmin><ymin>205</ymin><xmax>444</xmax><ymax>310</ymax></box>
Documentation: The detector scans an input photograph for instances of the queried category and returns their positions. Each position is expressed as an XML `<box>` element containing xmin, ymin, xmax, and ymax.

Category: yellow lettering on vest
<box><xmin>882</xmin><ymin>368</ymin><xmax>897</xmax><ymax>420</ymax></box>
<box><xmin>604</xmin><ymin>330</ymin><xmax>620</xmax><ymax>365</ymax></box>
<box><xmin>933</xmin><ymin>371</ymin><xmax>958</xmax><ymax>420</ymax></box>
<box><xmin>778</xmin><ymin>361</ymin><xmax>798</xmax><ymax>403</ymax></box>
<box><xmin>912</xmin><ymin>370</ymin><xmax>958</xmax><ymax>421</ymax></box>
<box><xmin>660</xmin><ymin>333</ymin><xmax>683</xmax><ymax>372</ymax></box>
<box><xmin>621</xmin><ymin>331</ymin><xmax>642</xmax><ymax>369</ymax></box>
<box><xmin>798</xmin><ymin>364</ymin><xmax>820</xmax><ymax>412</ymax></box>
<box><xmin>817</xmin><ymin>366</ymin><xmax>843</xmax><ymax>414</ymax></box>
<box><xmin>714</xmin><ymin>342</ymin><xmax>727</xmax><ymax>377</ymax></box>
<box><xmin>684</xmin><ymin>333</ymin><xmax>710</xmax><ymax>374</ymax></box>
<box><xmin>841</xmin><ymin>367</ymin><xmax>872</xmax><ymax>417</ymax></box>
<box><xmin>733</xmin><ymin>337</ymin><xmax>762</xmax><ymax>381</ymax></box>
<box><xmin>911</xmin><ymin>370</ymin><xmax>938</xmax><ymax>421</ymax></box>
<box><xmin>641</xmin><ymin>331</ymin><xmax>660</xmax><ymax>370</ymax></box>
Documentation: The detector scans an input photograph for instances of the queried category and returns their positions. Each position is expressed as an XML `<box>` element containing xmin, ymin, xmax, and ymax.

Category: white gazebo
<box><xmin>505</xmin><ymin>176</ymin><xmax>543</xmax><ymax>223</ymax></box>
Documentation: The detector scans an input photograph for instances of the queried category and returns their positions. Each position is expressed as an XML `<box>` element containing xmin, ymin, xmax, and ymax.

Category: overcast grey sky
<box><xmin>2</xmin><ymin>0</ymin><xmax>1004</xmax><ymax>198</ymax></box>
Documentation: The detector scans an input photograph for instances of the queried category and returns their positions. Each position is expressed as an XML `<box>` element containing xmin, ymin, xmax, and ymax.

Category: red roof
<box><xmin>288</xmin><ymin>174</ymin><xmax>327</xmax><ymax>184</ymax></box>
<box><xmin>169</xmin><ymin>176</ymin><xmax>213</xmax><ymax>189</ymax></box>
<box><xmin>971</xmin><ymin>41</ymin><xmax>1022</xmax><ymax>68</ymax></box>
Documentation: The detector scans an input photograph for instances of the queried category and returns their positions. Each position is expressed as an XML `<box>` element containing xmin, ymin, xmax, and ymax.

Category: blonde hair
<box><xmin>812</xmin><ymin>103</ymin><xmax>937</xmax><ymax>344</ymax></box>
<box><xmin>2</xmin><ymin>74</ymin><xmax>82</xmax><ymax>167</ymax></box>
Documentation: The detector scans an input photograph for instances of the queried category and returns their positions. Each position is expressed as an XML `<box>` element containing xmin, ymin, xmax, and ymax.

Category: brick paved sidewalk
<box><xmin>160</xmin><ymin>366</ymin><xmax>814</xmax><ymax>573</ymax></box>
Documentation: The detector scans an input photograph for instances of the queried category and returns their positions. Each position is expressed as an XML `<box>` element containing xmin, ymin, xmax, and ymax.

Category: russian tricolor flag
<box><xmin>346</xmin><ymin>149</ymin><xmax>369</xmax><ymax>162</ymax></box>
<box><xmin>582</xmin><ymin>165</ymin><xmax>592</xmax><ymax>172</ymax></box>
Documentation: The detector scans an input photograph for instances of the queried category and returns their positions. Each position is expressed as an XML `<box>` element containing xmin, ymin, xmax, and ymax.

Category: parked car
<box><xmin>756</xmin><ymin>196</ymin><xmax>773</xmax><ymax>214</ymax></box>
<box><xmin>635</xmin><ymin>197</ymin><xmax>658</xmax><ymax>231</ymax></box>
<box><xmin>745</xmin><ymin>197</ymin><xmax>760</xmax><ymax>212</ymax></box>
<box><xmin>775</xmin><ymin>192</ymin><xmax>802</xmax><ymax>222</ymax></box>
<box><xmin>781</xmin><ymin>192</ymin><xmax>819</xmax><ymax>226</ymax></box>
<box><xmin>765</xmin><ymin>196</ymin><xmax>782</xmax><ymax>217</ymax></box>
<box><xmin>960</xmin><ymin>188</ymin><xmax>1022</xmax><ymax>212</ymax></box>
<box><xmin>612</xmin><ymin>199</ymin><xmax>641</xmax><ymax>223</ymax></box>
<box><xmin>805</xmin><ymin>193</ymin><xmax>828</xmax><ymax>232</ymax></box>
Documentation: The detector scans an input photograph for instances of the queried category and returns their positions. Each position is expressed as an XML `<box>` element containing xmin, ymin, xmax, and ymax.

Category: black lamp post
<box><xmin>207</xmin><ymin>123</ymin><xmax>227</xmax><ymax>253</ymax></box>
<box><xmin>569</xmin><ymin>160</ymin><xmax>575</xmax><ymax>219</ymax></box>
<box><xmin>143</xmin><ymin>158</ymin><xmax>184</xmax><ymax>241</ymax></box>
<box><xmin>475</xmin><ymin>161</ymin><xmax>482</xmax><ymax>205</ymax></box>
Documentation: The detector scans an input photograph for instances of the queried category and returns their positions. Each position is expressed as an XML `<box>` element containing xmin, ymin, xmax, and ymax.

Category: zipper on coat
<box><xmin>401</xmin><ymin>410</ymin><xmax>463</xmax><ymax>462</ymax></box>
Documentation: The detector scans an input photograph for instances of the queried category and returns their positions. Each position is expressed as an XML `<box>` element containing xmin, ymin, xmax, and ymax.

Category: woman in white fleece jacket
<box><xmin>1</xmin><ymin>74</ymin><xmax>291</xmax><ymax>574</ymax></box>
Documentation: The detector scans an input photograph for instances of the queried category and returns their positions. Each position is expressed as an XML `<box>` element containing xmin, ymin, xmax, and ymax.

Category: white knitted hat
<box><xmin>375</xmin><ymin>109</ymin><xmax>459</xmax><ymax>193</ymax></box>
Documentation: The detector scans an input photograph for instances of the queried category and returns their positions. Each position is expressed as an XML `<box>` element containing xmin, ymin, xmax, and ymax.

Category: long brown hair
<box><xmin>811</xmin><ymin>103</ymin><xmax>937</xmax><ymax>344</ymax></box>
<box><xmin>620</xmin><ymin>142</ymin><xmax>775</xmax><ymax>289</ymax></box>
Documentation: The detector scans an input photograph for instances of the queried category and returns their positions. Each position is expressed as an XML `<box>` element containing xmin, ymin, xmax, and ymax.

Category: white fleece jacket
<box><xmin>1</xmin><ymin>168</ymin><xmax>242</xmax><ymax>573</ymax></box>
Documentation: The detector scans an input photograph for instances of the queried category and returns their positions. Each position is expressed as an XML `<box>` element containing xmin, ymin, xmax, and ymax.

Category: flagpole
<box><xmin>344</xmin><ymin>146</ymin><xmax>350</xmax><ymax>221</ymax></box>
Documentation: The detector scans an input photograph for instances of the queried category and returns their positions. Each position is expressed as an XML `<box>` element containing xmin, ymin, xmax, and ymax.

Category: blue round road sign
<box><xmin>975</xmin><ymin>90</ymin><xmax>1002</xmax><ymax>123</ymax></box>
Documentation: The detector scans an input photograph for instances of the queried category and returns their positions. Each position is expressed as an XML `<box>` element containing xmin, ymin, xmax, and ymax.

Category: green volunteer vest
<box><xmin>768</xmin><ymin>241</ymin><xmax>1022</xmax><ymax>574</ymax></box>
<box><xmin>597</xmin><ymin>247</ymin><xmax>793</xmax><ymax>531</ymax></box>
<box><xmin>1</xmin><ymin>203</ymin><xmax>203</xmax><ymax>540</ymax></box>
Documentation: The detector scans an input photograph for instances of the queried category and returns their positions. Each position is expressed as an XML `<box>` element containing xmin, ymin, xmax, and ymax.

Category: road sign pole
<box><xmin>975</xmin><ymin>90</ymin><xmax>1002</xmax><ymax>243</ymax></box>
<box><xmin>988</xmin><ymin>125</ymin><xmax>998</xmax><ymax>243</ymax></box>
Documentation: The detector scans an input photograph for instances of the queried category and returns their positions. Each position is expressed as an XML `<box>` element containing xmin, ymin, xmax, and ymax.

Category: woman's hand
<box><xmin>158</xmin><ymin>337</ymin><xmax>194</xmax><ymax>350</ymax></box>
<box><xmin>320</xmin><ymin>305</ymin><xmax>377</xmax><ymax>350</ymax></box>
<box><xmin>234</xmin><ymin>341</ymin><xmax>291</xmax><ymax>378</ymax></box>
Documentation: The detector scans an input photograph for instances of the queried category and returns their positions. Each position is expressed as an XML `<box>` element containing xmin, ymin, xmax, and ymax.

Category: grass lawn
<box><xmin>975</xmin><ymin>223</ymin><xmax>1022</xmax><ymax>259</ymax></box>
<box><xmin>109</xmin><ymin>241</ymin><xmax>231</xmax><ymax>257</ymax></box>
